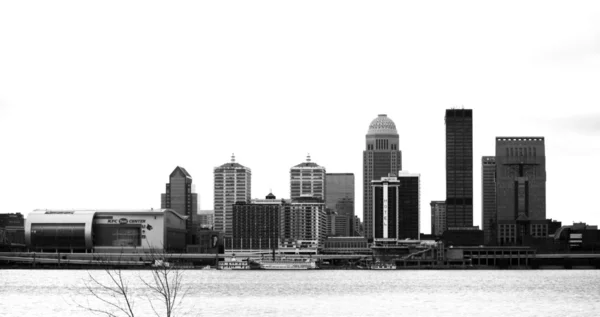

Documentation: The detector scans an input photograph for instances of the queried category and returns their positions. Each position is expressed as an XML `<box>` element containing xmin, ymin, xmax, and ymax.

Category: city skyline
<box><xmin>2</xmin><ymin>2</ymin><xmax>600</xmax><ymax>234</ymax></box>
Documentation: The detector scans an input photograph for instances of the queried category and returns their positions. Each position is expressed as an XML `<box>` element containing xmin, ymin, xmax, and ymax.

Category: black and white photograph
<box><xmin>1</xmin><ymin>1</ymin><xmax>600</xmax><ymax>316</ymax></box>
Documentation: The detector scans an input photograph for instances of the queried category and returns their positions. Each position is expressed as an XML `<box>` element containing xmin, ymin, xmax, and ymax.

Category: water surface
<box><xmin>1</xmin><ymin>269</ymin><xmax>599</xmax><ymax>316</ymax></box>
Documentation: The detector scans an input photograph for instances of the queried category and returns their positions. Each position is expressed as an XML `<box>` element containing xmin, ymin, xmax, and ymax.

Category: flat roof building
<box><xmin>445</xmin><ymin>109</ymin><xmax>473</xmax><ymax>229</ymax></box>
<box><xmin>325</xmin><ymin>173</ymin><xmax>355</xmax><ymax>236</ymax></box>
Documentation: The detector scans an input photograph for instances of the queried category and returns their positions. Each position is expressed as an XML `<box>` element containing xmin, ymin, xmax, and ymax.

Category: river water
<box><xmin>1</xmin><ymin>269</ymin><xmax>600</xmax><ymax>316</ymax></box>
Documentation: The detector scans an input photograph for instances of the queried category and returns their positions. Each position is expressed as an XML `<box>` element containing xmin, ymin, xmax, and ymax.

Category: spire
<box><xmin>306</xmin><ymin>153</ymin><xmax>311</xmax><ymax>162</ymax></box>
<box><xmin>231</xmin><ymin>153</ymin><xmax>236</xmax><ymax>163</ymax></box>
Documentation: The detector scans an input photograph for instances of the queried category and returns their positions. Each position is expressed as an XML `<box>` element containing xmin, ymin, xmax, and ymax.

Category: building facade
<box><xmin>281</xmin><ymin>196</ymin><xmax>327</xmax><ymax>248</ymax></box>
<box><xmin>445</xmin><ymin>109</ymin><xmax>473</xmax><ymax>229</ymax></box>
<box><xmin>482</xmin><ymin>156</ymin><xmax>497</xmax><ymax>245</ymax></box>
<box><xmin>231</xmin><ymin>193</ymin><xmax>281</xmax><ymax>250</ymax></box>
<box><xmin>363</xmin><ymin>114</ymin><xmax>402</xmax><ymax>239</ymax></box>
<box><xmin>26</xmin><ymin>209</ymin><xmax>187</xmax><ymax>253</ymax></box>
<box><xmin>161</xmin><ymin>166</ymin><xmax>198</xmax><ymax>244</ymax></box>
<box><xmin>214</xmin><ymin>155</ymin><xmax>252</xmax><ymax>238</ymax></box>
<box><xmin>372</xmin><ymin>175</ymin><xmax>400</xmax><ymax>239</ymax></box>
<box><xmin>196</xmin><ymin>210</ymin><xmax>214</xmax><ymax>230</ymax></box>
<box><xmin>354</xmin><ymin>215</ymin><xmax>363</xmax><ymax>236</ymax></box>
<box><xmin>325</xmin><ymin>173</ymin><xmax>355</xmax><ymax>236</ymax></box>
<box><xmin>0</xmin><ymin>213</ymin><xmax>25</xmax><ymax>249</ymax></box>
<box><xmin>397</xmin><ymin>171</ymin><xmax>420</xmax><ymax>240</ymax></box>
<box><xmin>290</xmin><ymin>155</ymin><xmax>326</xmax><ymax>200</ymax></box>
<box><xmin>430</xmin><ymin>201</ymin><xmax>446</xmax><ymax>236</ymax></box>
<box><xmin>495</xmin><ymin>137</ymin><xmax>547</xmax><ymax>245</ymax></box>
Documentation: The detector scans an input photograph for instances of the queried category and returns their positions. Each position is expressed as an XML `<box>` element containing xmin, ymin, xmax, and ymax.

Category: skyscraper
<box><xmin>290</xmin><ymin>155</ymin><xmax>325</xmax><ymax>200</ymax></box>
<box><xmin>481</xmin><ymin>156</ymin><xmax>497</xmax><ymax>245</ymax></box>
<box><xmin>325</xmin><ymin>173</ymin><xmax>355</xmax><ymax>236</ymax></box>
<box><xmin>372</xmin><ymin>175</ymin><xmax>400</xmax><ymax>239</ymax></box>
<box><xmin>161</xmin><ymin>166</ymin><xmax>198</xmax><ymax>244</ymax></box>
<box><xmin>445</xmin><ymin>109</ymin><xmax>473</xmax><ymax>229</ymax></box>
<box><xmin>495</xmin><ymin>137</ymin><xmax>547</xmax><ymax>245</ymax></box>
<box><xmin>397</xmin><ymin>171</ymin><xmax>420</xmax><ymax>240</ymax></box>
<box><xmin>363</xmin><ymin>114</ymin><xmax>402</xmax><ymax>239</ymax></box>
<box><xmin>430</xmin><ymin>201</ymin><xmax>446</xmax><ymax>236</ymax></box>
<box><xmin>214</xmin><ymin>154</ymin><xmax>251</xmax><ymax>239</ymax></box>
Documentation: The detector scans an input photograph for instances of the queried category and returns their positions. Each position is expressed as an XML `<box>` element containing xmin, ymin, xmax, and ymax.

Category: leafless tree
<box><xmin>142</xmin><ymin>247</ymin><xmax>188</xmax><ymax>317</ymax></box>
<box><xmin>80</xmin><ymin>267</ymin><xmax>137</xmax><ymax>317</ymax></box>
<box><xmin>78</xmin><ymin>247</ymin><xmax>190</xmax><ymax>317</ymax></box>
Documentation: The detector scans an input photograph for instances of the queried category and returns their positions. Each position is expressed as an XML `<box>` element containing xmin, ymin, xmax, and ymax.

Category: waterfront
<box><xmin>1</xmin><ymin>270</ymin><xmax>600</xmax><ymax>316</ymax></box>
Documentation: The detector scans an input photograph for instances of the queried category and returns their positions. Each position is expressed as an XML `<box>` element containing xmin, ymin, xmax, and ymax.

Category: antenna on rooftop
<box><xmin>307</xmin><ymin>153</ymin><xmax>311</xmax><ymax>162</ymax></box>
<box><xmin>231</xmin><ymin>153</ymin><xmax>236</xmax><ymax>163</ymax></box>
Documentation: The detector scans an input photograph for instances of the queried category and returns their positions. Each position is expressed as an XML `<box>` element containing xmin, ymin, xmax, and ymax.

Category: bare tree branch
<box><xmin>79</xmin><ymin>245</ymin><xmax>192</xmax><ymax>317</ymax></box>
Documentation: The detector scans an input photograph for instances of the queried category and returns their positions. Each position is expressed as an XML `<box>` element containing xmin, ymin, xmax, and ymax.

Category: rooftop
<box><xmin>367</xmin><ymin>114</ymin><xmax>397</xmax><ymax>135</ymax></box>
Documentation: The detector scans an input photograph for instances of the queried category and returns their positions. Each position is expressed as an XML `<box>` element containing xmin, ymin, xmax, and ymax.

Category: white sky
<box><xmin>1</xmin><ymin>1</ymin><xmax>599</xmax><ymax>234</ymax></box>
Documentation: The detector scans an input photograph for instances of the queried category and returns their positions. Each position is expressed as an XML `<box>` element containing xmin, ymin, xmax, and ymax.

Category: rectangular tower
<box><xmin>495</xmin><ymin>137</ymin><xmax>547</xmax><ymax>245</ymax></box>
<box><xmin>397</xmin><ymin>171</ymin><xmax>420</xmax><ymax>240</ymax></box>
<box><xmin>232</xmin><ymin>195</ymin><xmax>281</xmax><ymax>251</ymax></box>
<box><xmin>372</xmin><ymin>175</ymin><xmax>400</xmax><ymax>239</ymax></box>
<box><xmin>364</xmin><ymin>114</ymin><xmax>402</xmax><ymax>240</ymax></box>
<box><xmin>430</xmin><ymin>201</ymin><xmax>446</xmax><ymax>236</ymax></box>
<box><xmin>280</xmin><ymin>196</ymin><xmax>327</xmax><ymax>248</ymax></box>
<box><xmin>481</xmin><ymin>156</ymin><xmax>497</xmax><ymax>245</ymax></box>
<box><xmin>214</xmin><ymin>155</ymin><xmax>252</xmax><ymax>238</ymax></box>
<box><xmin>325</xmin><ymin>173</ymin><xmax>355</xmax><ymax>236</ymax></box>
<box><xmin>445</xmin><ymin>109</ymin><xmax>473</xmax><ymax>229</ymax></box>
<box><xmin>161</xmin><ymin>166</ymin><xmax>198</xmax><ymax>244</ymax></box>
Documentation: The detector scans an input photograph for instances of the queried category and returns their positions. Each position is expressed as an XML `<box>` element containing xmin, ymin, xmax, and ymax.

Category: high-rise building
<box><xmin>482</xmin><ymin>156</ymin><xmax>497</xmax><ymax>245</ymax></box>
<box><xmin>397</xmin><ymin>171</ymin><xmax>420</xmax><ymax>240</ymax></box>
<box><xmin>495</xmin><ymin>137</ymin><xmax>547</xmax><ymax>245</ymax></box>
<box><xmin>290</xmin><ymin>155</ymin><xmax>326</xmax><ymax>200</ymax></box>
<box><xmin>445</xmin><ymin>109</ymin><xmax>473</xmax><ymax>229</ymax></box>
<box><xmin>232</xmin><ymin>193</ymin><xmax>282</xmax><ymax>250</ymax></box>
<box><xmin>214</xmin><ymin>154</ymin><xmax>251</xmax><ymax>238</ymax></box>
<box><xmin>371</xmin><ymin>175</ymin><xmax>400</xmax><ymax>239</ymax></box>
<box><xmin>363</xmin><ymin>114</ymin><xmax>402</xmax><ymax>239</ymax></box>
<box><xmin>325</xmin><ymin>173</ymin><xmax>355</xmax><ymax>236</ymax></box>
<box><xmin>161</xmin><ymin>166</ymin><xmax>198</xmax><ymax>244</ymax></box>
<box><xmin>430</xmin><ymin>201</ymin><xmax>446</xmax><ymax>236</ymax></box>
<box><xmin>281</xmin><ymin>196</ymin><xmax>327</xmax><ymax>248</ymax></box>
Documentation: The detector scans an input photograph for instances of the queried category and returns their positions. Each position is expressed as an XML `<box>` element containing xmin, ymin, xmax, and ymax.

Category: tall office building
<box><xmin>445</xmin><ymin>109</ymin><xmax>473</xmax><ymax>229</ymax></box>
<box><xmin>232</xmin><ymin>193</ymin><xmax>282</xmax><ymax>250</ymax></box>
<box><xmin>495</xmin><ymin>137</ymin><xmax>547</xmax><ymax>245</ymax></box>
<box><xmin>430</xmin><ymin>201</ymin><xmax>446</xmax><ymax>236</ymax></box>
<box><xmin>481</xmin><ymin>156</ymin><xmax>497</xmax><ymax>245</ymax></box>
<box><xmin>214</xmin><ymin>155</ymin><xmax>252</xmax><ymax>238</ymax></box>
<box><xmin>371</xmin><ymin>175</ymin><xmax>400</xmax><ymax>239</ymax></box>
<box><xmin>363</xmin><ymin>114</ymin><xmax>402</xmax><ymax>239</ymax></box>
<box><xmin>290</xmin><ymin>155</ymin><xmax>326</xmax><ymax>200</ymax></box>
<box><xmin>325</xmin><ymin>173</ymin><xmax>355</xmax><ymax>236</ymax></box>
<box><xmin>161</xmin><ymin>166</ymin><xmax>198</xmax><ymax>244</ymax></box>
<box><xmin>397</xmin><ymin>171</ymin><xmax>420</xmax><ymax>240</ymax></box>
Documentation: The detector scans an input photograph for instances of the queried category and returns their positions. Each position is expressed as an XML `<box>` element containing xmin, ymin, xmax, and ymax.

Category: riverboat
<box><xmin>218</xmin><ymin>257</ymin><xmax>250</xmax><ymax>270</ymax></box>
<box><xmin>250</xmin><ymin>257</ymin><xmax>318</xmax><ymax>270</ymax></box>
